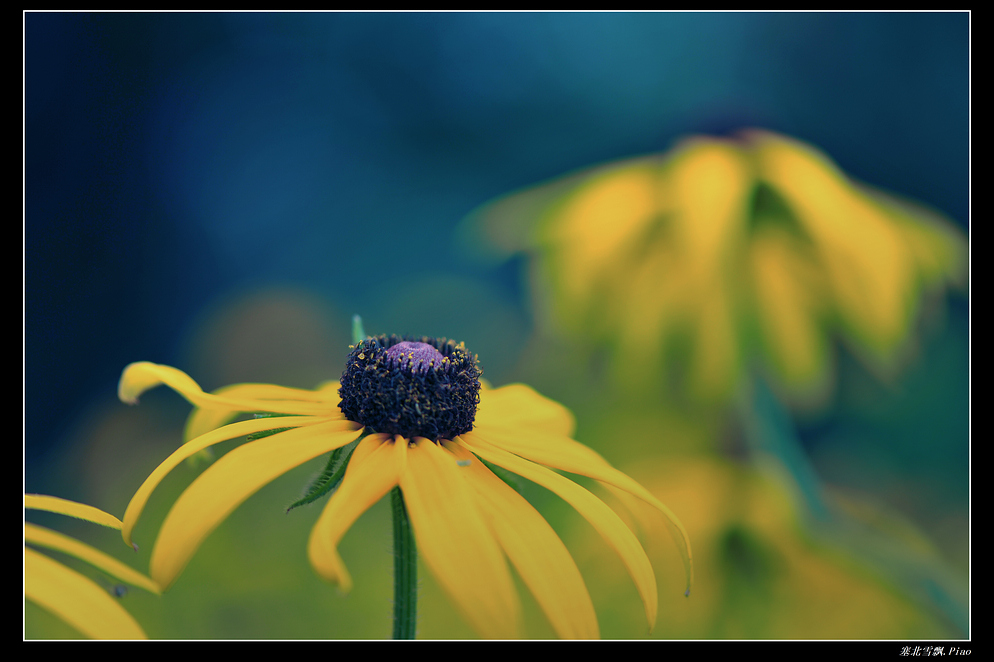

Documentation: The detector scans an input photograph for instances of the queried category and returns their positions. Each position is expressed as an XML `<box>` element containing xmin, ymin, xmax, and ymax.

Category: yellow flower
<box><xmin>24</xmin><ymin>494</ymin><xmax>160</xmax><ymax>639</ymax></box>
<box><xmin>117</xmin><ymin>335</ymin><xmax>692</xmax><ymax>639</ymax></box>
<box><xmin>466</xmin><ymin>129</ymin><xmax>967</xmax><ymax>403</ymax></box>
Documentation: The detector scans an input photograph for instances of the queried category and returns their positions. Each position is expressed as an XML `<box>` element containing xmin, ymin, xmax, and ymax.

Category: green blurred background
<box><xmin>25</xmin><ymin>12</ymin><xmax>968</xmax><ymax>639</ymax></box>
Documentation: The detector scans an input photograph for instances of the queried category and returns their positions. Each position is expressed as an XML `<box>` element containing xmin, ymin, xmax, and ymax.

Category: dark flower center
<box><xmin>338</xmin><ymin>334</ymin><xmax>482</xmax><ymax>441</ymax></box>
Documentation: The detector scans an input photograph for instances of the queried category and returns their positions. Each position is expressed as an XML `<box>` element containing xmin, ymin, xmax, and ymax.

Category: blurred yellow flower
<box><xmin>117</xmin><ymin>334</ymin><xmax>692</xmax><ymax>639</ymax></box>
<box><xmin>583</xmin><ymin>455</ymin><xmax>957</xmax><ymax>639</ymax></box>
<box><xmin>24</xmin><ymin>494</ymin><xmax>160</xmax><ymax>640</ymax></box>
<box><xmin>467</xmin><ymin>129</ymin><xmax>967</xmax><ymax>403</ymax></box>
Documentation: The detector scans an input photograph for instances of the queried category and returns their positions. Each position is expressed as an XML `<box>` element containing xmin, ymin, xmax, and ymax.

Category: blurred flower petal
<box><xmin>466</xmin><ymin>129</ymin><xmax>967</xmax><ymax>404</ymax></box>
<box><xmin>25</xmin><ymin>546</ymin><xmax>148</xmax><ymax>640</ymax></box>
<box><xmin>25</xmin><ymin>523</ymin><xmax>160</xmax><ymax>595</ymax></box>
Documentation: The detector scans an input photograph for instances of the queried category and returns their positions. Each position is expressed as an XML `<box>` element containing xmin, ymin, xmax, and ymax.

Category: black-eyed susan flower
<box><xmin>464</xmin><ymin>129</ymin><xmax>967</xmax><ymax>404</ymax></box>
<box><xmin>24</xmin><ymin>494</ymin><xmax>160</xmax><ymax>639</ymax></box>
<box><xmin>117</xmin><ymin>334</ymin><xmax>692</xmax><ymax>639</ymax></box>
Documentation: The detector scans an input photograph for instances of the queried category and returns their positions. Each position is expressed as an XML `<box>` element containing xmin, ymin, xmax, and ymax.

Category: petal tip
<box><xmin>316</xmin><ymin>566</ymin><xmax>353</xmax><ymax>595</ymax></box>
<box><xmin>117</xmin><ymin>361</ymin><xmax>157</xmax><ymax>405</ymax></box>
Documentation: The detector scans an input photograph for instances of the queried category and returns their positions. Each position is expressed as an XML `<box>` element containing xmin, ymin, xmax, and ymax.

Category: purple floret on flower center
<box><xmin>385</xmin><ymin>341</ymin><xmax>446</xmax><ymax>374</ymax></box>
<box><xmin>338</xmin><ymin>335</ymin><xmax>482</xmax><ymax>441</ymax></box>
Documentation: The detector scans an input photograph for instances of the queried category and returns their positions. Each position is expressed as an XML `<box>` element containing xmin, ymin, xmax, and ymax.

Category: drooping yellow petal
<box><xmin>25</xmin><ymin>495</ymin><xmax>123</xmax><ymax>530</ymax></box>
<box><xmin>750</xmin><ymin>230</ymin><xmax>828</xmax><ymax>390</ymax></box>
<box><xmin>443</xmin><ymin>441</ymin><xmax>599</xmax><ymax>639</ymax></box>
<box><xmin>468</xmin><ymin>425</ymin><xmax>693</xmax><ymax>596</ymax></box>
<box><xmin>148</xmin><ymin>420</ymin><xmax>362</xmax><ymax>590</ymax></box>
<box><xmin>180</xmin><ymin>381</ymin><xmax>342</xmax><ymax>442</ymax></box>
<box><xmin>476</xmin><ymin>383</ymin><xmax>576</xmax><ymax>437</ymax></box>
<box><xmin>542</xmin><ymin>160</ymin><xmax>660</xmax><ymax>307</ymax></box>
<box><xmin>663</xmin><ymin>139</ymin><xmax>751</xmax><ymax>400</ymax></box>
<box><xmin>863</xmin><ymin>186</ymin><xmax>967</xmax><ymax>290</ymax></box>
<box><xmin>458</xmin><ymin>434</ymin><xmax>658</xmax><ymax>630</ymax></box>
<box><xmin>122</xmin><ymin>415</ymin><xmax>340</xmax><ymax>549</ymax></box>
<box><xmin>308</xmin><ymin>433</ymin><xmax>400</xmax><ymax>592</ymax></box>
<box><xmin>400</xmin><ymin>438</ymin><xmax>521</xmax><ymax>639</ymax></box>
<box><xmin>118</xmin><ymin>362</ymin><xmax>339</xmax><ymax>415</ymax></box>
<box><xmin>612</xmin><ymin>238</ymin><xmax>683</xmax><ymax>388</ymax></box>
<box><xmin>25</xmin><ymin>523</ymin><xmax>160</xmax><ymax>595</ymax></box>
<box><xmin>25</xmin><ymin>546</ymin><xmax>147</xmax><ymax>640</ymax></box>
<box><xmin>469</xmin><ymin>426</ymin><xmax>609</xmax><ymax>476</ymax></box>
<box><xmin>751</xmin><ymin>131</ymin><xmax>915</xmax><ymax>357</ymax></box>
<box><xmin>469</xmin><ymin>424</ymin><xmax>663</xmax><ymax>512</ymax></box>
<box><xmin>666</xmin><ymin>137</ymin><xmax>751</xmax><ymax>284</ymax></box>
<box><xmin>181</xmin><ymin>384</ymin><xmax>281</xmax><ymax>443</ymax></box>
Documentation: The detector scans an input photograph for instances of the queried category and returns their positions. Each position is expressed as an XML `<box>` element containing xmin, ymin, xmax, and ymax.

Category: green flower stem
<box><xmin>391</xmin><ymin>486</ymin><xmax>418</xmax><ymax>640</ymax></box>
<box><xmin>353</xmin><ymin>316</ymin><xmax>418</xmax><ymax>638</ymax></box>
<box><xmin>738</xmin><ymin>376</ymin><xmax>828</xmax><ymax>521</ymax></box>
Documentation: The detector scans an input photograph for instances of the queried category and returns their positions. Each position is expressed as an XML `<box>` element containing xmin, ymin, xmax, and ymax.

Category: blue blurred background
<box><xmin>24</xmin><ymin>12</ymin><xmax>969</xmax><ymax>639</ymax></box>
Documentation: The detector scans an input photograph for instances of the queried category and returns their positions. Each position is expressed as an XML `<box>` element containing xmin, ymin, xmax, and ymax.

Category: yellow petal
<box><xmin>467</xmin><ymin>425</ymin><xmax>693</xmax><ymax>597</ymax></box>
<box><xmin>25</xmin><ymin>495</ymin><xmax>122</xmax><ymax>530</ymax></box>
<box><xmin>463</xmin><ymin>163</ymin><xmax>590</xmax><ymax>260</ymax></box>
<box><xmin>400</xmin><ymin>438</ymin><xmax>521</xmax><ymax>639</ymax></box>
<box><xmin>542</xmin><ymin>160</ymin><xmax>660</xmax><ymax>306</ymax></box>
<box><xmin>25</xmin><ymin>546</ymin><xmax>147</xmax><ymax>639</ymax></box>
<box><xmin>122</xmin><ymin>415</ymin><xmax>341</xmax><ymax>549</ymax></box>
<box><xmin>308</xmin><ymin>433</ymin><xmax>400</xmax><ymax>592</ymax></box>
<box><xmin>612</xmin><ymin>239</ymin><xmax>683</xmax><ymax>388</ymax></box>
<box><xmin>469</xmin><ymin>425</ymin><xmax>608</xmax><ymax>476</ymax></box>
<box><xmin>181</xmin><ymin>384</ymin><xmax>273</xmax><ymax>443</ymax></box>
<box><xmin>688</xmin><ymin>283</ymin><xmax>741</xmax><ymax>401</ymax></box>
<box><xmin>179</xmin><ymin>382</ymin><xmax>341</xmax><ymax>468</ymax></box>
<box><xmin>863</xmin><ymin>186</ymin><xmax>967</xmax><ymax>289</ymax></box>
<box><xmin>654</xmin><ymin>139</ymin><xmax>751</xmax><ymax>400</ymax></box>
<box><xmin>750</xmin><ymin>231</ymin><xmax>828</xmax><ymax>390</ymax></box>
<box><xmin>666</xmin><ymin>137</ymin><xmax>751</xmax><ymax>283</ymax></box>
<box><xmin>476</xmin><ymin>383</ymin><xmax>576</xmax><ymax>437</ymax></box>
<box><xmin>148</xmin><ymin>420</ymin><xmax>362</xmax><ymax>590</ymax></box>
<box><xmin>458</xmin><ymin>434</ymin><xmax>658</xmax><ymax>630</ymax></box>
<box><xmin>118</xmin><ymin>362</ymin><xmax>338</xmax><ymax>415</ymax></box>
<box><xmin>443</xmin><ymin>441</ymin><xmax>599</xmax><ymax>639</ymax></box>
<box><xmin>314</xmin><ymin>380</ymin><xmax>342</xmax><ymax>394</ymax></box>
<box><xmin>181</xmin><ymin>381</ymin><xmax>343</xmax><ymax>442</ymax></box>
<box><xmin>751</xmin><ymin>131</ymin><xmax>915</xmax><ymax>356</ymax></box>
<box><xmin>25</xmin><ymin>523</ymin><xmax>160</xmax><ymax>595</ymax></box>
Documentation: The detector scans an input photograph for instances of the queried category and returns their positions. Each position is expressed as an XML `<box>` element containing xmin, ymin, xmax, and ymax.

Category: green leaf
<box><xmin>286</xmin><ymin>434</ymin><xmax>364</xmax><ymax>512</ymax></box>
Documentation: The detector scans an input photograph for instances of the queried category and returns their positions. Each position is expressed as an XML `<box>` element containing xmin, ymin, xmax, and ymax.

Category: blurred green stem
<box><xmin>738</xmin><ymin>377</ymin><xmax>829</xmax><ymax>521</ymax></box>
<box><xmin>391</xmin><ymin>486</ymin><xmax>418</xmax><ymax>639</ymax></box>
<box><xmin>737</xmin><ymin>374</ymin><xmax>968</xmax><ymax>636</ymax></box>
